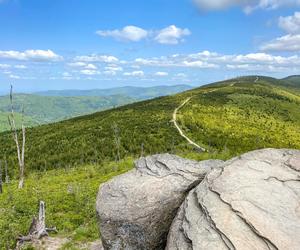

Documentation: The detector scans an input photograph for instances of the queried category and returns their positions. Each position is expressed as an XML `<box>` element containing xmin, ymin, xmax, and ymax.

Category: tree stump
<box><xmin>16</xmin><ymin>201</ymin><xmax>57</xmax><ymax>246</ymax></box>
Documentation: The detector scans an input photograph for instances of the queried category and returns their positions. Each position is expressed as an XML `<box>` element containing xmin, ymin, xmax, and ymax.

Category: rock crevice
<box><xmin>96</xmin><ymin>149</ymin><xmax>300</xmax><ymax>250</ymax></box>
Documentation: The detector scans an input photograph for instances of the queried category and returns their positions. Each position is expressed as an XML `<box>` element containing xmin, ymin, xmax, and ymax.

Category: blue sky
<box><xmin>0</xmin><ymin>0</ymin><xmax>300</xmax><ymax>92</ymax></box>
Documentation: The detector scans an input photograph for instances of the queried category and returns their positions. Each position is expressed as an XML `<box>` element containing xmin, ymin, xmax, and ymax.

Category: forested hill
<box><xmin>35</xmin><ymin>84</ymin><xmax>192</xmax><ymax>99</ymax></box>
<box><xmin>0</xmin><ymin>85</ymin><xmax>191</xmax><ymax>132</ymax></box>
<box><xmin>1</xmin><ymin>75</ymin><xmax>300</xmax><ymax>177</ymax></box>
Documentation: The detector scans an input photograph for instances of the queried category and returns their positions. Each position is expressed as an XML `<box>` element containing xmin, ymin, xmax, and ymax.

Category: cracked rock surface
<box><xmin>96</xmin><ymin>154</ymin><xmax>223</xmax><ymax>250</ymax></box>
<box><xmin>166</xmin><ymin>148</ymin><xmax>300</xmax><ymax>250</ymax></box>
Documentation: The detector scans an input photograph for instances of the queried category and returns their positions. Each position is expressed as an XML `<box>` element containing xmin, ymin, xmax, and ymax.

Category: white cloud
<box><xmin>62</xmin><ymin>72</ymin><xmax>74</xmax><ymax>80</ymax></box>
<box><xmin>96</xmin><ymin>26</ymin><xmax>148</xmax><ymax>42</ymax></box>
<box><xmin>103</xmin><ymin>70</ymin><xmax>117</xmax><ymax>76</ymax></box>
<box><xmin>155</xmin><ymin>71</ymin><xmax>168</xmax><ymax>76</ymax></box>
<box><xmin>0</xmin><ymin>63</ymin><xmax>10</xmax><ymax>69</ymax></box>
<box><xmin>80</xmin><ymin>69</ymin><xmax>100</xmax><ymax>75</ymax></box>
<box><xmin>260</xmin><ymin>34</ymin><xmax>300</xmax><ymax>51</ymax></box>
<box><xmin>175</xmin><ymin>73</ymin><xmax>187</xmax><ymax>77</ymax></box>
<box><xmin>96</xmin><ymin>25</ymin><xmax>190</xmax><ymax>45</ymax></box>
<box><xmin>193</xmin><ymin>0</ymin><xmax>300</xmax><ymax>13</ymax></box>
<box><xmin>62</xmin><ymin>72</ymin><xmax>71</xmax><ymax>77</ymax></box>
<box><xmin>134</xmin><ymin>54</ymin><xmax>218</xmax><ymax>68</ymax></box>
<box><xmin>260</xmin><ymin>12</ymin><xmax>300</xmax><ymax>52</ymax></box>
<box><xmin>154</xmin><ymin>25</ymin><xmax>191</xmax><ymax>44</ymax></box>
<box><xmin>0</xmin><ymin>49</ymin><xmax>63</xmax><ymax>61</ymax></box>
<box><xmin>68</xmin><ymin>62</ymin><xmax>86</xmax><ymax>67</ymax></box>
<box><xmin>85</xmin><ymin>64</ymin><xmax>97</xmax><ymax>70</ymax></box>
<box><xmin>104</xmin><ymin>66</ymin><xmax>123</xmax><ymax>72</ymax></box>
<box><xmin>133</xmin><ymin>50</ymin><xmax>300</xmax><ymax>73</ymax></box>
<box><xmin>15</xmin><ymin>65</ymin><xmax>27</xmax><ymax>69</ymax></box>
<box><xmin>123</xmin><ymin>70</ymin><xmax>144</xmax><ymax>77</ymax></box>
<box><xmin>182</xmin><ymin>60</ymin><xmax>218</xmax><ymax>68</ymax></box>
<box><xmin>9</xmin><ymin>74</ymin><xmax>20</xmax><ymax>79</ymax></box>
<box><xmin>279</xmin><ymin>12</ymin><xmax>300</xmax><ymax>34</ymax></box>
<box><xmin>75</xmin><ymin>54</ymin><xmax>119</xmax><ymax>63</ymax></box>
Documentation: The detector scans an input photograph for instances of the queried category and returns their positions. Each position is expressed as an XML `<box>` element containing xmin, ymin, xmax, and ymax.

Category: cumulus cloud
<box><xmin>261</xmin><ymin>12</ymin><xmax>300</xmax><ymax>52</ymax></box>
<box><xmin>193</xmin><ymin>0</ymin><xmax>300</xmax><ymax>13</ymax></box>
<box><xmin>155</xmin><ymin>71</ymin><xmax>168</xmax><ymax>76</ymax></box>
<box><xmin>154</xmin><ymin>25</ymin><xmax>191</xmax><ymax>44</ymax></box>
<box><xmin>96</xmin><ymin>26</ymin><xmax>148</xmax><ymax>42</ymax></box>
<box><xmin>134</xmin><ymin>53</ymin><xmax>218</xmax><ymax>68</ymax></box>
<box><xmin>96</xmin><ymin>25</ymin><xmax>190</xmax><ymax>45</ymax></box>
<box><xmin>133</xmin><ymin>50</ymin><xmax>300</xmax><ymax>73</ymax></box>
<box><xmin>9</xmin><ymin>74</ymin><xmax>20</xmax><ymax>79</ymax></box>
<box><xmin>123</xmin><ymin>70</ymin><xmax>144</xmax><ymax>77</ymax></box>
<box><xmin>0</xmin><ymin>63</ymin><xmax>10</xmax><ymax>69</ymax></box>
<box><xmin>175</xmin><ymin>73</ymin><xmax>187</xmax><ymax>77</ymax></box>
<box><xmin>0</xmin><ymin>49</ymin><xmax>63</xmax><ymax>61</ymax></box>
<box><xmin>75</xmin><ymin>54</ymin><xmax>119</xmax><ymax>63</ymax></box>
<box><xmin>279</xmin><ymin>12</ymin><xmax>300</xmax><ymax>34</ymax></box>
<box><xmin>15</xmin><ymin>64</ymin><xmax>27</xmax><ymax>69</ymax></box>
<box><xmin>261</xmin><ymin>34</ymin><xmax>300</xmax><ymax>51</ymax></box>
<box><xmin>80</xmin><ymin>69</ymin><xmax>100</xmax><ymax>75</ymax></box>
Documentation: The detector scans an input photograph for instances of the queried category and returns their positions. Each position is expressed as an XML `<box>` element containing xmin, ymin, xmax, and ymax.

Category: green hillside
<box><xmin>1</xmin><ymin>76</ymin><xmax>300</xmax><ymax>176</ymax></box>
<box><xmin>0</xmin><ymin>94</ymin><xmax>135</xmax><ymax>131</ymax></box>
<box><xmin>0</xmin><ymin>85</ymin><xmax>192</xmax><ymax>132</ymax></box>
<box><xmin>1</xmin><ymin>75</ymin><xmax>300</xmax><ymax>248</ymax></box>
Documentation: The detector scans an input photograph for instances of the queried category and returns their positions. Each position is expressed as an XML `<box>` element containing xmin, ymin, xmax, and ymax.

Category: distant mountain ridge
<box><xmin>0</xmin><ymin>84</ymin><xmax>192</xmax><ymax>131</ymax></box>
<box><xmin>35</xmin><ymin>85</ymin><xmax>192</xmax><ymax>99</ymax></box>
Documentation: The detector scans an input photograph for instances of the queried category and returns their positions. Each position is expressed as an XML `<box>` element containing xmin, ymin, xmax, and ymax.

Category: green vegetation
<box><xmin>0</xmin><ymin>85</ymin><xmax>192</xmax><ymax>132</ymax></box>
<box><xmin>0</xmin><ymin>94</ymin><xmax>135</xmax><ymax>131</ymax></box>
<box><xmin>179</xmin><ymin>82</ymin><xmax>300</xmax><ymax>155</ymax></box>
<box><xmin>1</xmin><ymin>76</ymin><xmax>300</xmax><ymax>176</ymax></box>
<box><xmin>0</xmin><ymin>76</ymin><xmax>300</xmax><ymax>248</ymax></box>
<box><xmin>0</xmin><ymin>158</ymin><xmax>133</xmax><ymax>249</ymax></box>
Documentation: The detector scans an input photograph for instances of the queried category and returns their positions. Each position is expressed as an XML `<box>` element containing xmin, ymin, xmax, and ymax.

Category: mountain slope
<box><xmin>0</xmin><ymin>94</ymin><xmax>135</xmax><ymax>131</ymax></box>
<box><xmin>0</xmin><ymin>76</ymin><xmax>300</xmax><ymax>175</ymax></box>
<box><xmin>0</xmin><ymin>85</ymin><xmax>192</xmax><ymax>132</ymax></box>
<box><xmin>35</xmin><ymin>85</ymin><xmax>192</xmax><ymax>99</ymax></box>
<box><xmin>281</xmin><ymin>75</ymin><xmax>300</xmax><ymax>89</ymax></box>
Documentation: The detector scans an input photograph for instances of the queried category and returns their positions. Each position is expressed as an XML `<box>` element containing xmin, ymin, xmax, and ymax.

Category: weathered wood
<box><xmin>0</xmin><ymin>160</ymin><xmax>2</xmax><ymax>194</ymax></box>
<box><xmin>8</xmin><ymin>85</ymin><xmax>26</xmax><ymax>189</ymax></box>
<box><xmin>16</xmin><ymin>201</ymin><xmax>57</xmax><ymax>246</ymax></box>
<box><xmin>4</xmin><ymin>157</ymin><xmax>9</xmax><ymax>184</ymax></box>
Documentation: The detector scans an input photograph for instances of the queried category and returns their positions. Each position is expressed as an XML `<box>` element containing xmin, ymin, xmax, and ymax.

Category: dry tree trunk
<box><xmin>4</xmin><ymin>156</ymin><xmax>9</xmax><ymax>184</ymax></box>
<box><xmin>0</xmin><ymin>160</ymin><xmax>2</xmax><ymax>194</ymax></box>
<box><xmin>17</xmin><ymin>201</ymin><xmax>57</xmax><ymax>245</ymax></box>
<box><xmin>8</xmin><ymin>85</ymin><xmax>26</xmax><ymax>189</ymax></box>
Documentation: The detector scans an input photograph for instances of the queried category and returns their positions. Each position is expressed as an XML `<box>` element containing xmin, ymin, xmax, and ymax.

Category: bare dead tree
<box><xmin>112</xmin><ymin>122</ymin><xmax>121</xmax><ymax>162</ymax></box>
<box><xmin>4</xmin><ymin>156</ymin><xmax>9</xmax><ymax>184</ymax></box>
<box><xmin>17</xmin><ymin>201</ymin><xmax>57</xmax><ymax>246</ymax></box>
<box><xmin>0</xmin><ymin>160</ymin><xmax>2</xmax><ymax>194</ymax></box>
<box><xmin>8</xmin><ymin>85</ymin><xmax>26</xmax><ymax>189</ymax></box>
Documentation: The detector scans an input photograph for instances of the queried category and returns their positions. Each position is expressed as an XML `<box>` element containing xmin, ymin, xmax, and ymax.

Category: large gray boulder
<box><xmin>96</xmin><ymin>154</ymin><xmax>223</xmax><ymax>250</ymax></box>
<box><xmin>166</xmin><ymin>148</ymin><xmax>300</xmax><ymax>250</ymax></box>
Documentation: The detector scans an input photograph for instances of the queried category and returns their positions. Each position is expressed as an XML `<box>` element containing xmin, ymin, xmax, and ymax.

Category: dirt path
<box><xmin>172</xmin><ymin>96</ymin><xmax>206</xmax><ymax>152</ymax></box>
<box><xmin>172</xmin><ymin>83</ymin><xmax>236</xmax><ymax>151</ymax></box>
<box><xmin>30</xmin><ymin>237</ymin><xmax>103</xmax><ymax>250</ymax></box>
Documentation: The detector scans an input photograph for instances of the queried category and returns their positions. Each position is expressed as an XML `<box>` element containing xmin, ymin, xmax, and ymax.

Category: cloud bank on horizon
<box><xmin>0</xmin><ymin>0</ymin><xmax>299</xmax><ymax>91</ymax></box>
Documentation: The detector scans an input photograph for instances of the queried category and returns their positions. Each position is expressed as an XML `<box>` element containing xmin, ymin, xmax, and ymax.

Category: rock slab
<box><xmin>166</xmin><ymin>148</ymin><xmax>300</xmax><ymax>250</ymax></box>
<box><xmin>96</xmin><ymin>154</ymin><xmax>223</xmax><ymax>250</ymax></box>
